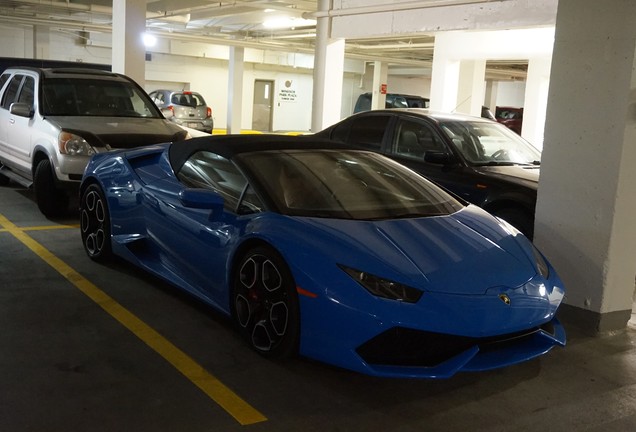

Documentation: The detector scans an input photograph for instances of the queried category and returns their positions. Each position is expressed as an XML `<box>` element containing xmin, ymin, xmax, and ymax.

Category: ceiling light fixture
<box><xmin>143</xmin><ymin>33</ymin><xmax>157</xmax><ymax>47</ymax></box>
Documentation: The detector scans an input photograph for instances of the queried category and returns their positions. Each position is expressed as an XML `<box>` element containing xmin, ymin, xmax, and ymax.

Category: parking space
<box><xmin>2</xmin><ymin>183</ymin><xmax>636</xmax><ymax>432</ymax></box>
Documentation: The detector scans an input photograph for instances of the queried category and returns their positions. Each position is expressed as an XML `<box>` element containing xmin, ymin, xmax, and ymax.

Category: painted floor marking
<box><xmin>0</xmin><ymin>223</ymin><xmax>79</xmax><ymax>233</ymax></box>
<box><xmin>0</xmin><ymin>214</ymin><xmax>267</xmax><ymax>426</ymax></box>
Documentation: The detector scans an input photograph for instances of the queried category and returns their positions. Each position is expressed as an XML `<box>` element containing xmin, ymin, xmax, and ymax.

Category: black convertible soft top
<box><xmin>168</xmin><ymin>134</ymin><xmax>352</xmax><ymax>174</ymax></box>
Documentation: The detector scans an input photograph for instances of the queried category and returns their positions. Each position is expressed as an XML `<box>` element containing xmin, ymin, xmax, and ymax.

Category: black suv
<box><xmin>353</xmin><ymin>92</ymin><xmax>430</xmax><ymax>113</ymax></box>
<box><xmin>315</xmin><ymin>108</ymin><xmax>541</xmax><ymax>239</ymax></box>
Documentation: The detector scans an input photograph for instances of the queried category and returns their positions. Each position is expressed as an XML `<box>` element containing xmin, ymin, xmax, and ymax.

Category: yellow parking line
<box><xmin>0</xmin><ymin>224</ymin><xmax>79</xmax><ymax>233</ymax></box>
<box><xmin>0</xmin><ymin>213</ymin><xmax>267</xmax><ymax>426</ymax></box>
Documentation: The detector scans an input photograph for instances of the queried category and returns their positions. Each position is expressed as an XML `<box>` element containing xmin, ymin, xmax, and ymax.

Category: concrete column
<box><xmin>522</xmin><ymin>57</ymin><xmax>552</xmax><ymax>149</ymax></box>
<box><xmin>371</xmin><ymin>61</ymin><xmax>388</xmax><ymax>110</ymax></box>
<box><xmin>227</xmin><ymin>46</ymin><xmax>244</xmax><ymax>134</ymax></box>
<box><xmin>429</xmin><ymin>33</ymin><xmax>460</xmax><ymax>112</ymax></box>
<box><xmin>311</xmin><ymin>0</ymin><xmax>345</xmax><ymax>131</ymax></box>
<box><xmin>33</xmin><ymin>26</ymin><xmax>50</xmax><ymax>59</ymax></box>
<box><xmin>456</xmin><ymin>59</ymin><xmax>486</xmax><ymax>116</ymax></box>
<box><xmin>484</xmin><ymin>80</ymin><xmax>498</xmax><ymax>113</ymax></box>
<box><xmin>112</xmin><ymin>0</ymin><xmax>146</xmax><ymax>86</ymax></box>
<box><xmin>535</xmin><ymin>0</ymin><xmax>636</xmax><ymax>333</ymax></box>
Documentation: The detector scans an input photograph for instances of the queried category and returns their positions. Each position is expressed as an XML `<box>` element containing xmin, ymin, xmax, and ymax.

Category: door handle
<box><xmin>9</xmin><ymin>118</ymin><xmax>15</xmax><ymax>124</ymax></box>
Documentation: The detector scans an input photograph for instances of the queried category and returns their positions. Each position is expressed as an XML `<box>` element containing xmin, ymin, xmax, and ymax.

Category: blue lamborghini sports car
<box><xmin>80</xmin><ymin>135</ymin><xmax>566</xmax><ymax>378</ymax></box>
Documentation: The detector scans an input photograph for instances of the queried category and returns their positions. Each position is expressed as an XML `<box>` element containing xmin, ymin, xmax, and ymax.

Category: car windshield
<box><xmin>440</xmin><ymin>120</ymin><xmax>541</xmax><ymax>165</ymax></box>
<box><xmin>238</xmin><ymin>149</ymin><xmax>464</xmax><ymax>219</ymax></box>
<box><xmin>41</xmin><ymin>78</ymin><xmax>162</xmax><ymax>118</ymax></box>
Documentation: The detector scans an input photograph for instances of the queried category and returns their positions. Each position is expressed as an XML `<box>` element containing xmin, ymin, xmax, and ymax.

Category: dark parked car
<box><xmin>496</xmin><ymin>106</ymin><xmax>523</xmax><ymax>134</ymax></box>
<box><xmin>149</xmin><ymin>89</ymin><xmax>213</xmax><ymax>133</ymax></box>
<box><xmin>316</xmin><ymin>108</ymin><xmax>541</xmax><ymax>239</ymax></box>
<box><xmin>354</xmin><ymin>92</ymin><xmax>429</xmax><ymax>113</ymax></box>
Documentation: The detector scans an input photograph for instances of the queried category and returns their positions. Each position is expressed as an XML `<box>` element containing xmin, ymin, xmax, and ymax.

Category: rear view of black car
<box><xmin>315</xmin><ymin>108</ymin><xmax>541</xmax><ymax>239</ymax></box>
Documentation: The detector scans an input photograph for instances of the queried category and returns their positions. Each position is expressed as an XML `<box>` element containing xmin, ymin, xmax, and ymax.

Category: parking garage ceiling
<box><xmin>0</xmin><ymin>0</ymin><xmax>529</xmax><ymax>80</ymax></box>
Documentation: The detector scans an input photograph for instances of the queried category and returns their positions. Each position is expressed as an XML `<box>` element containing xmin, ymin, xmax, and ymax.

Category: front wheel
<box><xmin>34</xmin><ymin>159</ymin><xmax>69</xmax><ymax>217</ymax></box>
<box><xmin>232</xmin><ymin>246</ymin><xmax>300</xmax><ymax>359</ymax></box>
<box><xmin>80</xmin><ymin>184</ymin><xmax>112</xmax><ymax>261</ymax></box>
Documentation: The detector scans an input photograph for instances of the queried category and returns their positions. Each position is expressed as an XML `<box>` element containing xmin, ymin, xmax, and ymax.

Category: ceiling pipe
<box><xmin>157</xmin><ymin>0</ymin><xmax>315</xmax><ymax>19</ymax></box>
<box><xmin>0</xmin><ymin>13</ymin><xmax>432</xmax><ymax>68</ymax></box>
<box><xmin>349</xmin><ymin>42</ymin><xmax>435</xmax><ymax>50</ymax></box>
<box><xmin>1</xmin><ymin>0</ymin><xmax>112</xmax><ymax>15</ymax></box>
<box><xmin>304</xmin><ymin>0</ymin><xmax>509</xmax><ymax>19</ymax></box>
<box><xmin>0</xmin><ymin>15</ymin><xmax>111</xmax><ymax>33</ymax></box>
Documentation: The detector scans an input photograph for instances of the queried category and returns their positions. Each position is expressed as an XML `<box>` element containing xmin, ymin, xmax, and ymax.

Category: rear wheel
<box><xmin>80</xmin><ymin>184</ymin><xmax>112</xmax><ymax>261</ymax></box>
<box><xmin>34</xmin><ymin>159</ymin><xmax>68</xmax><ymax>217</ymax></box>
<box><xmin>232</xmin><ymin>246</ymin><xmax>300</xmax><ymax>359</ymax></box>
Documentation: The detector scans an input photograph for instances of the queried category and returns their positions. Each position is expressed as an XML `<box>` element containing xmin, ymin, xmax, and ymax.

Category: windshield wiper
<box><xmin>477</xmin><ymin>161</ymin><xmax>534</xmax><ymax>167</ymax></box>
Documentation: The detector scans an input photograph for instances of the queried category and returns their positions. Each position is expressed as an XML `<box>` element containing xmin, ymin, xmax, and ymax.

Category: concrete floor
<box><xmin>2</xmin><ymin>183</ymin><xmax>636</xmax><ymax>432</ymax></box>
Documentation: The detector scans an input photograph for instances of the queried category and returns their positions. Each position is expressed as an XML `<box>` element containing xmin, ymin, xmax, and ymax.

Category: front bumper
<box><xmin>356</xmin><ymin>318</ymin><xmax>566</xmax><ymax>378</ymax></box>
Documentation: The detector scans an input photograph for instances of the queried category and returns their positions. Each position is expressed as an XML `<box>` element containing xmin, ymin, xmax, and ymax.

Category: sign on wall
<box><xmin>278</xmin><ymin>80</ymin><xmax>297</xmax><ymax>103</ymax></box>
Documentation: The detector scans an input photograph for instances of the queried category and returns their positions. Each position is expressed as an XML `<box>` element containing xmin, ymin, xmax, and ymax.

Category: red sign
<box><xmin>380</xmin><ymin>84</ymin><xmax>387</xmax><ymax>94</ymax></box>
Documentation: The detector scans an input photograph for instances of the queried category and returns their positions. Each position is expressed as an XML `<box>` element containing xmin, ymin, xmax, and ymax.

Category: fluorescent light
<box><xmin>143</xmin><ymin>33</ymin><xmax>157</xmax><ymax>47</ymax></box>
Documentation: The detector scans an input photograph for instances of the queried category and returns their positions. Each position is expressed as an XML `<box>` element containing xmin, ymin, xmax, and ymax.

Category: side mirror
<box><xmin>179</xmin><ymin>188</ymin><xmax>224</xmax><ymax>211</ymax></box>
<box><xmin>10</xmin><ymin>102</ymin><xmax>34</xmax><ymax>118</ymax></box>
<box><xmin>425</xmin><ymin>151</ymin><xmax>455</xmax><ymax>165</ymax></box>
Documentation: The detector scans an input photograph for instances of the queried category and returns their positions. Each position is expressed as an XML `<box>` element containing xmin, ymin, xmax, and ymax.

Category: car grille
<box><xmin>356</xmin><ymin>322</ymin><xmax>555</xmax><ymax>367</ymax></box>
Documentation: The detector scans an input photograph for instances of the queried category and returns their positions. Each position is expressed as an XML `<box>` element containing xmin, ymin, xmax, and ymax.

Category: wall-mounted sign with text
<box><xmin>278</xmin><ymin>80</ymin><xmax>297</xmax><ymax>103</ymax></box>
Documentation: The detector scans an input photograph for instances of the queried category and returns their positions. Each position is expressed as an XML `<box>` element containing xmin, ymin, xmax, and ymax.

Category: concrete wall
<box><xmin>0</xmin><ymin>23</ymin><xmax>363</xmax><ymax>132</ymax></box>
<box><xmin>0</xmin><ymin>20</ymin><xmax>535</xmax><ymax>130</ymax></box>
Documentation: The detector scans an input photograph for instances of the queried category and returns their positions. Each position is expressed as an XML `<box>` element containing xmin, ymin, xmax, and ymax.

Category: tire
<box><xmin>493</xmin><ymin>207</ymin><xmax>534</xmax><ymax>240</ymax></box>
<box><xmin>80</xmin><ymin>184</ymin><xmax>112</xmax><ymax>261</ymax></box>
<box><xmin>34</xmin><ymin>159</ymin><xmax>69</xmax><ymax>217</ymax></box>
<box><xmin>232</xmin><ymin>246</ymin><xmax>300</xmax><ymax>359</ymax></box>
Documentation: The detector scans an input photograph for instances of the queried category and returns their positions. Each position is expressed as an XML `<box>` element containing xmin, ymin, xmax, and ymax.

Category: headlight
<box><xmin>339</xmin><ymin>265</ymin><xmax>423</xmax><ymax>303</ymax></box>
<box><xmin>531</xmin><ymin>245</ymin><xmax>550</xmax><ymax>279</ymax></box>
<box><xmin>59</xmin><ymin>132</ymin><xmax>95</xmax><ymax>156</ymax></box>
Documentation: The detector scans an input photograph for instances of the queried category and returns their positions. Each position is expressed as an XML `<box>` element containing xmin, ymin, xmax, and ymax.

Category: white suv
<box><xmin>0</xmin><ymin>67</ymin><xmax>188</xmax><ymax>216</ymax></box>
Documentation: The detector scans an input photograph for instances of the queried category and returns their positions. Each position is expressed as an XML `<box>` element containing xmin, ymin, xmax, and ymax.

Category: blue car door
<box><xmin>141</xmin><ymin>151</ymin><xmax>255</xmax><ymax>309</ymax></box>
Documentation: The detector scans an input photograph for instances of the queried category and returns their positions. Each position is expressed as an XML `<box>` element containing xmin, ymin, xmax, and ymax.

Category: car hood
<box><xmin>295</xmin><ymin>206</ymin><xmax>536</xmax><ymax>296</ymax></box>
<box><xmin>474</xmin><ymin>165</ymin><xmax>540</xmax><ymax>186</ymax></box>
<box><xmin>46</xmin><ymin>116</ymin><xmax>186</xmax><ymax>149</ymax></box>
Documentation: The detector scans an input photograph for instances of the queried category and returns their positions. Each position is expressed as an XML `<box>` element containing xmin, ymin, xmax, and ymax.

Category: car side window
<box><xmin>391</xmin><ymin>119</ymin><xmax>447</xmax><ymax>160</ymax></box>
<box><xmin>178</xmin><ymin>151</ymin><xmax>262</xmax><ymax>213</ymax></box>
<box><xmin>1</xmin><ymin>75</ymin><xmax>23</xmax><ymax>110</ymax></box>
<box><xmin>347</xmin><ymin>115</ymin><xmax>390</xmax><ymax>151</ymax></box>
<box><xmin>150</xmin><ymin>91</ymin><xmax>165</xmax><ymax>107</ymax></box>
<box><xmin>17</xmin><ymin>76</ymin><xmax>35</xmax><ymax>105</ymax></box>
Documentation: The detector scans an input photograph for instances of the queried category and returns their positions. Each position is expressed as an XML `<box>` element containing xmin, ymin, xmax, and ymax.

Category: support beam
<box><xmin>33</xmin><ymin>26</ymin><xmax>50</xmax><ymax>60</ymax></box>
<box><xmin>311</xmin><ymin>0</ymin><xmax>345</xmax><ymax>132</ymax></box>
<box><xmin>522</xmin><ymin>57</ymin><xmax>551</xmax><ymax>149</ymax></box>
<box><xmin>227</xmin><ymin>46</ymin><xmax>245</xmax><ymax>134</ymax></box>
<box><xmin>112</xmin><ymin>0</ymin><xmax>146</xmax><ymax>86</ymax></box>
<box><xmin>535</xmin><ymin>0</ymin><xmax>636</xmax><ymax>333</ymax></box>
<box><xmin>456</xmin><ymin>59</ymin><xmax>486</xmax><ymax>116</ymax></box>
<box><xmin>371</xmin><ymin>61</ymin><xmax>388</xmax><ymax>110</ymax></box>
